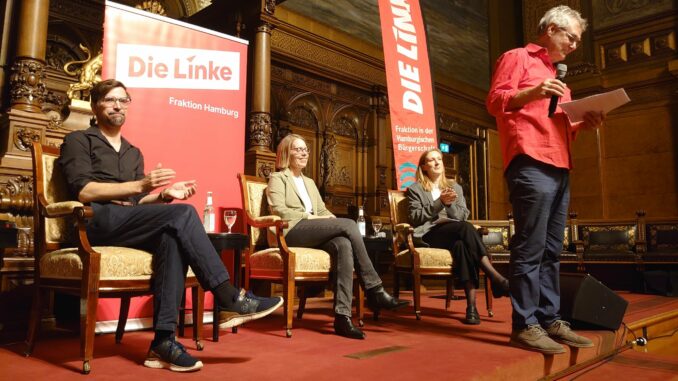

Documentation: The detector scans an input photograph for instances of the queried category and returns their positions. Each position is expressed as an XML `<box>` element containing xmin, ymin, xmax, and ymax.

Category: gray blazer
<box><xmin>405</xmin><ymin>181</ymin><xmax>470</xmax><ymax>238</ymax></box>
<box><xmin>266</xmin><ymin>168</ymin><xmax>333</xmax><ymax>237</ymax></box>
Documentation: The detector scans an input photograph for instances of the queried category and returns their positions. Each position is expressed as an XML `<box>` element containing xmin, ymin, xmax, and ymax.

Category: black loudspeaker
<box><xmin>560</xmin><ymin>273</ymin><xmax>628</xmax><ymax>330</ymax></box>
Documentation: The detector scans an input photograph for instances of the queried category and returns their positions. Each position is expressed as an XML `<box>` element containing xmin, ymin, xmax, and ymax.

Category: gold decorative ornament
<box><xmin>135</xmin><ymin>0</ymin><xmax>167</xmax><ymax>16</ymax></box>
<box><xmin>63</xmin><ymin>44</ymin><xmax>102</xmax><ymax>101</ymax></box>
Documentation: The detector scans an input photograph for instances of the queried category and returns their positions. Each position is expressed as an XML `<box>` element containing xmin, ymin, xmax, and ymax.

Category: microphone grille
<box><xmin>556</xmin><ymin>64</ymin><xmax>568</xmax><ymax>79</ymax></box>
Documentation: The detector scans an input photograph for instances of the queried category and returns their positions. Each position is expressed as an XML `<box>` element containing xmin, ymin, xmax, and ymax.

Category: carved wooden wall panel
<box><xmin>271</xmin><ymin>63</ymin><xmax>371</xmax><ymax>216</ymax></box>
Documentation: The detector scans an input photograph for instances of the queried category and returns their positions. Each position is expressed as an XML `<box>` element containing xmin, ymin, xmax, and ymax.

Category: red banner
<box><xmin>378</xmin><ymin>0</ymin><xmax>438</xmax><ymax>190</ymax></box>
<box><xmin>98</xmin><ymin>1</ymin><xmax>248</xmax><ymax>325</ymax></box>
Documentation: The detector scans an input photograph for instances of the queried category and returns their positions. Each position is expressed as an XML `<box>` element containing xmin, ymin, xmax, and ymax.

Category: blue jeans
<box><xmin>285</xmin><ymin>218</ymin><xmax>382</xmax><ymax>317</ymax></box>
<box><xmin>86</xmin><ymin>203</ymin><xmax>229</xmax><ymax>332</ymax></box>
<box><xmin>505</xmin><ymin>155</ymin><xmax>569</xmax><ymax>329</ymax></box>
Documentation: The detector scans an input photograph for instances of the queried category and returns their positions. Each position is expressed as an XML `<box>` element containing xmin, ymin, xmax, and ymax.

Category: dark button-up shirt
<box><xmin>58</xmin><ymin>126</ymin><xmax>147</xmax><ymax>204</ymax></box>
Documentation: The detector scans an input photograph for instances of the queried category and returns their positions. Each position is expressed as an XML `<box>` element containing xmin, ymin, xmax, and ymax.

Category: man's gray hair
<box><xmin>538</xmin><ymin>5</ymin><xmax>588</xmax><ymax>35</ymax></box>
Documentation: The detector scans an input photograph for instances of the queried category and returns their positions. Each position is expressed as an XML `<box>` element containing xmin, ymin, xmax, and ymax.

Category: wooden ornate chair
<box><xmin>387</xmin><ymin>190</ymin><xmax>492</xmax><ymax>319</ymax></box>
<box><xmin>25</xmin><ymin>142</ymin><xmax>204</xmax><ymax>374</ymax></box>
<box><xmin>238</xmin><ymin>173</ymin><xmax>364</xmax><ymax>338</ymax></box>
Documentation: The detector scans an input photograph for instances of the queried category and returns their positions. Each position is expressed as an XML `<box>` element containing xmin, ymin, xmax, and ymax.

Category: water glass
<box><xmin>224</xmin><ymin>210</ymin><xmax>237</xmax><ymax>233</ymax></box>
<box><xmin>372</xmin><ymin>217</ymin><xmax>383</xmax><ymax>237</ymax></box>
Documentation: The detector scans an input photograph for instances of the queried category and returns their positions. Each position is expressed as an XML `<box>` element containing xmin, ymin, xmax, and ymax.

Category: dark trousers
<box><xmin>423</xmin><ymin>220</ymin><xmax>487</xmax><ymax>288</ymax></box>
<box><xmin>284</xmin><ymin>218</ymin><xmax>382</xmax><ymax>317</ymax></box>
<box><xmin>86</xmin><ymin>203</ymin><xmax>229</xmax><ymax>332</ymax></box>
<box><xmin>505</xmin><ymin>155</ymin><xmax>569</xmax><ymax>329</ymax></box>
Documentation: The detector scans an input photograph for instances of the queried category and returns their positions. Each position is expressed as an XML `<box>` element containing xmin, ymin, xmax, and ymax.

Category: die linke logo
<box><xmin>116</xmin><ymin>44</ymin><xmax>240</xmax><ymax>90</ymax></box>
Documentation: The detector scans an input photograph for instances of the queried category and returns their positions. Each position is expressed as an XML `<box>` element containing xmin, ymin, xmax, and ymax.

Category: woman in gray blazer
<box><xmin>406</xmin><ymin>149</ymin><xmax>510</xmax><ymax>325</ymax></box>
<box><xmin>267</xmin><ymin>134</ymin><xmax>408</xmax><ymax>340</ymax></box>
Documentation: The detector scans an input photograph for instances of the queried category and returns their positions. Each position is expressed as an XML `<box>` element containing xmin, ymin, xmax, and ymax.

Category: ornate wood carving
<box><xmin>329</xmin><ymin>195</ymin><xmax>354</xmax><ymax>209</ymax></box>
<box><xmin>45</xmin><ymin>38</ymin><xmax>81</xmax><ymax>71</ymax></box>
<box><xmin>600</xmin><ymin>29</ymin><xmax>676</xmax><ymax>69</ymax></box>
<box><xmin>42</xmin><ymin>91</ymin><xmax>68</xmax><ymax>131</ymax></box>
<box><xmin>0</xmin><ymin>176</ymin><xmax>33</xmax><ymax>214</ymax></box>
<box><xmin>264</xmin><ymin>0</ymin><xmax>276</xmax><ymax>15</ymax></box>
<box><xmin>256</xmin><ymin>160</ymin><xmax>275</xmax><ymax>179</ymax></box>
<box><xmin>319</xmin><ymin>132</ymin><xmax>337</xmax><ymax>193</ymax></box>
<box><xmin>9</xmin><ymin>58</ymin><xmax>47</xmax><ymax>111</ymax></box>
<box><xmin>271</xmin><ymin>29</ymin><xmax>385</xmax><ymax>87</ymax></box>
<box><xmin>567</xmin><ymin>62</ymin><xmax>600</xmax><ymax>76</ymax></box>
<box><xmin>14</xmin><ymin>128</ymin><xmax>41</xmax><ymax>152</ymax></box>
<box><xmin>50</xmin><ymin>0</ymin><xmax>104</xmax><ymax>30</ymax></box>
<box><xmin>592</xmin><ymin>0</ymin><xmax>675</xmax><ymax>30</ymax></box>
<box><xmin>333</xmin><ymin>166</ymin><xmax>352</xmax><ymax>187</ymax></box>
<box><xmin>248</xmin><ymin>111</ymin><xmax>273</xmax><ymax>150</ymax></box>
<box><xmin>438</xmin><ymin>113</ymin><xmax>481</xmax><ymax>139</ymax></box>
<box><xmin>288</xmin><ymin>106</ymin><xmax>317</xmax><ymax>131</ymax></box>
<box><xmin>330</xmin><ymin>115</ymin><xmax>357</xmax><ymax>138</ymax></box>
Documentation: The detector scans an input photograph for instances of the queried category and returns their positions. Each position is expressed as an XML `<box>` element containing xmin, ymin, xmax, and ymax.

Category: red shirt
<box><xmin>487</xmin><ymin>43</ymin><xmax>581</xmax><ymax>171</ymax></box>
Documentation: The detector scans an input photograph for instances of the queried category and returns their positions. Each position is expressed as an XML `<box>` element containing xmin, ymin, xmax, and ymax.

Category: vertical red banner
<box><xmin>97</xmin><ymin>1</ymin><xmax>248</xmax><ymax>324</ymax></box>
<box><xmin>378</xmin><ymin>0</ymin><xmax>438</xmax><ymax>190</ymax></box>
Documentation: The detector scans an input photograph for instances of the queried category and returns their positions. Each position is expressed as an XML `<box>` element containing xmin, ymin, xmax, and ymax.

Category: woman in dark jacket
<box><xmin>406</xmin><ymin>148</ymin><xmax>510</xmax><ymax>325</ymax></box>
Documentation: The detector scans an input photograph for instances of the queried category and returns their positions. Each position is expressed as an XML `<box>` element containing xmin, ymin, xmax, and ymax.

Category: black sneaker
<box><xmin>143</xmin><ymin>338</ymin><xmax>203</xmax><ymax>372</ymax></box>
<box><xmin>218</xmin><ymin>289</ymin><xmax>283</xmax><ymax>329</ymax></box>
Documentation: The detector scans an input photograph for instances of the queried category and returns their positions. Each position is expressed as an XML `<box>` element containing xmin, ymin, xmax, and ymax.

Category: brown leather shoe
<box><xmin>545</xmin><ymin>320</ymin><xmax>594</xmax><ymax>348</ymax></box>
<box><xmin>509</xmin><ymin>325</ymin><xmax>566</xmax><ymax>354</ymax></box>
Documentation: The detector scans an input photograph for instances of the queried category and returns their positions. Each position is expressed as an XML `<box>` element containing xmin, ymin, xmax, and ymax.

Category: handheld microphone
<box><xmin>548</xmin><ymin>63</ymin><xmax>568</xmax><ymax>118</ymax></box>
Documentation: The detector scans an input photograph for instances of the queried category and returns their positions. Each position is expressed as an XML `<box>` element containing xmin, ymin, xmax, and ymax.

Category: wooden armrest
<box><xmin>474</xmin><ymin>225</ymin><xmax>489</xmax><ymax>235</ymax></box>
<box><xmin>44</xmin><ymin>201</ymin><xmax>85</xmax><ymax>218</ymax></box>
<box><xmin>249</xmin><ymin>214</ymin><xmax>282</xmax><ymax>228</ymax></box>
<box><xmin>394</xmin><ymin>223</ymin><xmax>412</xmax><ymax>233</ymax></box>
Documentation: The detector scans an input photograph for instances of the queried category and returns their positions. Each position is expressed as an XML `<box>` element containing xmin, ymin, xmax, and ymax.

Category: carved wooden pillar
<box><xmin>0</xmin><ymin>0</ymin><xmax>49</xmax><ymax>292</ymax></box>
<box><xmin>1</xmin><ymin>0</ymin><xmax>49</xmax><ymax>171</ymax></box>
<box><xmin>9</xmin><ymin>0</ymin><xmax>49</xmax><ymax>112</ymax></box>
<box><xmin>244</xmin><ymin>2</ymin><xmax>276</xmax><ymax>178</ymax></box>
<box><xmin>368</xmin><ymin>86</ymin><xmax>389</xmax><ymax>217</ymax></box>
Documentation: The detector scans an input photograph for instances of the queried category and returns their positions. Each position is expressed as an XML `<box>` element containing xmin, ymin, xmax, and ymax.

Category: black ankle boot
<box><xmin>333</xmin><ymin>315</ymin><xmax>365</xmax><ymax>340</ymax></box>
<box><xmin>464</xmin><ymin>305</ymin><xmax>480</xmax><ymax>325</ymax></box>
<box><xmin>366</xmin><ymin>286</ymin><xmax>410</xmax><ymax>312</ymax></box>
<box><xmin>491</xmin><ymin>277</ymin><xmax>510</xmax><ymax>298</ymax></box>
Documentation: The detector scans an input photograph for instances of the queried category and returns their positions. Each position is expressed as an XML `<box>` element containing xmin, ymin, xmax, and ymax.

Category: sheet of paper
<box><xmin>559</xmin><ymin>88</ymin><xmax>630</xmax><ymax>123</ymax></box>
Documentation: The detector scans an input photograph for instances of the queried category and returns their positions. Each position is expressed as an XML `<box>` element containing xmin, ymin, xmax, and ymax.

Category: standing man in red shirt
<box><xmin>486</xmin><ymin>5</ymin><xmax>604</xmax><ymax>354</ymax></box>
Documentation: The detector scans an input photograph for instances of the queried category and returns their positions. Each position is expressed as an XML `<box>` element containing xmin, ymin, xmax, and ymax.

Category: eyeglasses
<box><xmin>101</xmin><ymin>96</ymin><xmax>132</xmax><ymax>107</ymax></box>
<box><xmin>291</xmin><ymin>147</ymin><xmax>310</xmax><ymax>154</ymax></box>
<box><xmin>558</xmin><ymin>28</ymin><xmax>581</xmax><ymax>46</ymax></box>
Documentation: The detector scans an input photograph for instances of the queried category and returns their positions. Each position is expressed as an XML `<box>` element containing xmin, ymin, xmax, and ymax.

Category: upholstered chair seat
<box><xmin>40</xmin><ymin>247</ymin><xmax>197</xmax><ymax>280</ymax></box>
<box><xmin>249</xmin><ymin>247</ymin><xmax>331</xmax><ymax>273</ymax></box>
<box><xmin>394</xmin><ymin>248</ymin><xmax>453</xmax><ymax>269</ymax></box>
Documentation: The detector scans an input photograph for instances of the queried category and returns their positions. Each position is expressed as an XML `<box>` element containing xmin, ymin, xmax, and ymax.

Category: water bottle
<box><xmin>357</xmin><ymin>206</ymin><xmax>366</xmax><ymax>237</ymax></box>
<box><xmin>203</xmin><ymin>191</ymin><xmax>215</xmax><ymax>233</ymax></box>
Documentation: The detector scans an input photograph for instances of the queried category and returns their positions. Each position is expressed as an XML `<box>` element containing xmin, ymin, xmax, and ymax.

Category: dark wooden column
<box><xmin>9</xmin><ymin>0</ymin><xmax>49</xmax><ymax>112</ymax></box>
<box><xmin>368</xmin><ymin>86</ymin><xmax>390</xmax><ymax>217</ymax></box>
<box><xmin>1</xmin><ymin>0</ymin><xmax>49</xmax><ymax>175</ymax></box>
<box><xmin>244</xmin><ymin>1</ymin><xmax>276</xmax><ymax>178</ymax></box>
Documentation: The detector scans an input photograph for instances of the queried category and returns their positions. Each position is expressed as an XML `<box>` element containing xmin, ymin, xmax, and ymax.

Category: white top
<box><xmin>431</xmin><ymin>184</ymin><xmax>441</xmax><ymax>201</ymax></box>
<box><xmin>292</xmin><ymin>175</ymin><xmax>313</xmax><ymax>214</ymax></box>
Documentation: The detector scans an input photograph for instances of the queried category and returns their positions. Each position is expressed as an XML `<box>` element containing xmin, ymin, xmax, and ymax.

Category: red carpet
<box><xmin>1</xmin><ymin>291</ymin><xmax>677</xmax><ymax>380</ymax></box>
